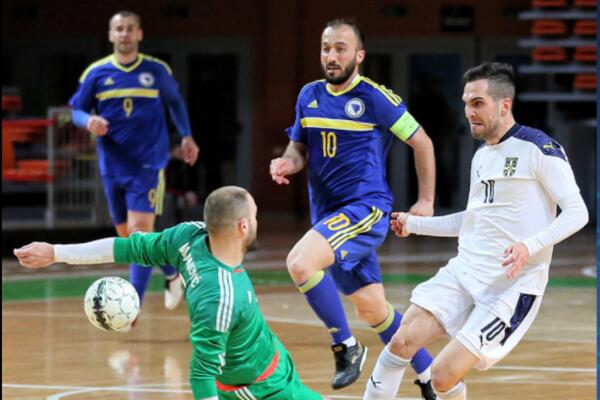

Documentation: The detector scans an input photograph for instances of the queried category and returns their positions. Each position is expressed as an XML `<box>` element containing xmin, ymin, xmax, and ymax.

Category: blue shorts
<box><xmin>313</xmin><ymin>203</ymin><xmax>389</xmax><ymax>295</ymax></box>
<box><xmin>101</xmin><ymin>169</ymin><xmax>165</xmax><ymax>225</ymax></box>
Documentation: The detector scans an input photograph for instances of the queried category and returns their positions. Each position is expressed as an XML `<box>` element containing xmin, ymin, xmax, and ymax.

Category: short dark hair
<box><xmin>203</xmin><ymin>186</ymin><xmax>251</xmax><ymax>235</ymax></box>
<box><xmin>463</xmin><ymin>62</ymin><xmax>516</xmax><ymax>101</ymax></box>
<box><xmin>324</xmin><ymin>18</ymin><xmax>365</xmax><ymax>50</ymax></box>
<box><xmin>110</xmin><ymin>10</ymin><xmax>142</xmax><ymax>29</ymax></box>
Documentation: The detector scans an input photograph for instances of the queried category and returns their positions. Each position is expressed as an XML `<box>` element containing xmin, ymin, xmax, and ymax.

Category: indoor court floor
<box><xmin>3</xmin><ymin>227</ymin><xmax>596</xmax><ymax>399</ymax></box>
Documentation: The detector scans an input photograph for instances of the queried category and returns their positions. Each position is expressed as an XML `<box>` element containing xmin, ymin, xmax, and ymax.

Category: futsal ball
<box><xmin>84</xmin><ymin>277</ymin><xmax>140</xmax><ymax>332</ymax></box>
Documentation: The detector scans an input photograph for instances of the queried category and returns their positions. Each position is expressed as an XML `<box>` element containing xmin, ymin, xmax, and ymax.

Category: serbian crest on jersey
<box><xmin>345</xmin><ymin>98</ymin><xmax>365</xmax><ymax>118</ymax></box>
<box><xmin>503</xmin><ymin>157</ymin><xmax>518</xmax><ymax>177</ymax></box>
<box><xmin>138</xmin><ymin>72</ymin><xmax>155</xmax><ymax>87</ymax></box>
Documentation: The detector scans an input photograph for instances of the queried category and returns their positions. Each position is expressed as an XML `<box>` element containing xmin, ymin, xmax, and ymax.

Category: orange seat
<box><xmin>573</xmin><ymin>74</ymin><xmax>596</xmax><ymax>90</ymax></box>
<box><xmin>574</xmin><ymin>46</ymin><xmax>596</xmax><ymax>62</ymax></box>
<box><xmin>533</xmin><ymin>0</ymin><xmax>568</xmax><ymax>7</ymax></box>
<box><xmin>2</xmin><ymin>95</ymin><xmax>22</xmax><ymax>112</ymax></box>
<box><xmin>573</xmin><ymin>20</ymin><xmax>596</xmax><ymax>36</ymax></box>
<box><xmin>532</xmin><ymin>20</ymin><xmax>568</xmax><ymax>35</ymax></box>
<box><xmin>532</xmin><ymin>47</ymin><xmax>568</xmax><ymax>62</ymax></box>
<box><xmin>574</xmin><ymin>0</ymin><xmax>597</xmax><ymax>7</ymax></box>
<box><xmin>2</xmin><ymin>119</ymin><xmax>60</xmax><ymax>182</ymax></box>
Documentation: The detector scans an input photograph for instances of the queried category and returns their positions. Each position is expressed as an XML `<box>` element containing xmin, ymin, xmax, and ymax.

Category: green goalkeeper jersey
<box><xmin>113</xmin><ymin>222</ymin><xmax>281</xmax><ymax>399</ymax></box>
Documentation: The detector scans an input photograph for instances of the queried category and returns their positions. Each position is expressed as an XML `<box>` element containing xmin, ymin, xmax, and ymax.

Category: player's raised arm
<box><xmin>14</xmin><ymin>228</ymin><xmax>180</xmax><ymax>270</ymax></box>
<box><xmin>404</xmin><ymin>126</ymin><xmax>436</xmax><ymax>217</ymax></box>
<box><xmin>269</xmin><ymin>140</ymin><xmax>307</xmax><ymax>185</ymax></box>
<box><xmin>14</xmin><ymin>238</ymin><xmax>116</xmax><ymax>269</ymax></box>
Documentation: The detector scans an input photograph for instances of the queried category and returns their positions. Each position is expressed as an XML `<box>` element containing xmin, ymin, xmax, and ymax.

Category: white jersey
<box><xmin>455</xmin><ymin>124</ymin><xmax>580</xmax><ymax>294</ymax></box>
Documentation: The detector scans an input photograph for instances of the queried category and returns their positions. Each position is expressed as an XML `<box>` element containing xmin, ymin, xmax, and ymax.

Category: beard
<box><xmin>470</xmin><ymin>118</ymin><xmax>501</xmax><ymax>142</ymax></box>
<box><xmin>469</xmin><ymin>105</ymin><xmax>503</xmax><ymax>142</ymax></box>
<box><xmin>242</xmin><ymin>226</ymin><xmax>257</xmax><ymax>253</ymax></box>
<box><xmin>322</xmin><ymin>59</ymin><xmax>356</xmax><ymax>85</ymax></box>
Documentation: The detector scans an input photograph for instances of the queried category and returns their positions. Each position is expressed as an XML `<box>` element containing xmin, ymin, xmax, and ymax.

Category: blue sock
<box><xmin>411</xmin><ymin>347</ymin><xmax>433</xmax><ymax>374</ymax></box>
<box><xmin>372</xmin><ymin>303</ymin><xmax>401</xmax><ymax>344</ymax></box>
<box><xmin>299</xmin><ymin>271</ymin><xmax>352</xmax><ymax>344</ymax></box>
<box><xmin>130</xmin><ymin>263</ymin><xmax>152</xmax><ymax>304</ymax></box>
<box><xmin>372</xmin><ymin>304</ymin><xmax>433</xmax><ymax>374</ymax></box>
<box><xmin>160</xmin><ymin>265</ymin><xmax>177</xmax><ymax>278</ymax></box>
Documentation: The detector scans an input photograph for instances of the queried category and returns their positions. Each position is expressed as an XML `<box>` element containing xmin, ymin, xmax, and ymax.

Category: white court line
<box><xmin>2</xmin><ymin>383</ymin><xmax>192</xmax><ymax>394</ymax></box>
<box><xmin>3</xmin><ymin>384</ymin><xmax>378</xmax><ymax>400</ymax></box>
<box><xmin>491</xmin><ymin>365</ymin><xmax>595</xmax><ymax>373</ymax></box>
<box><xmin>302</xmin><ymin>378</ymin><xmax>595</xmax><ymax>387</ymax></box>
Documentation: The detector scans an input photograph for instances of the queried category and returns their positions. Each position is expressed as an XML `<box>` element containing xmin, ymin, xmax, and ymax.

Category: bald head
<box><xmin>203</xmin><ymin>186</ymin><xmax>252</xmax><ymax>235</ymax></box>
<box><xmin>109</xmin><ymin>10</ymin><xmax>141</xmax><ymax>29</ymax></box>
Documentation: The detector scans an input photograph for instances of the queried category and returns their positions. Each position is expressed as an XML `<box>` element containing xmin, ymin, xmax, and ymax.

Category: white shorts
<box><xmin>411</xmin><ymin>260</ymin><xmax>542</xmax><ymax>370</ymax></box>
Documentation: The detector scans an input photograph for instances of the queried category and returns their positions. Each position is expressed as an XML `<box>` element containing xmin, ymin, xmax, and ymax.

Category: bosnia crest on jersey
<box><xmin>503</xmin><ymin>157</ymin><xmax>518</xmax><ymax>177</ymax></box>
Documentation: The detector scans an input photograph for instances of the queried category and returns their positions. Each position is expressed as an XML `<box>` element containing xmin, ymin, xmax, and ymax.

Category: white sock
<box><xmin>435</xmin><ymin>381</ymin><xmax>467</xmax><ymax>400</ymax></box>
<box><xmin>363</xmin><ymin>345</ymin><xmax>409</xmax><ymax>400</ymax></box>
<box><xmin>417</xmin><ymin>366</ymin><xmax>431</xmax><ymax>383</ymax></box>
<box><xmin>342</xmin><ymin>336</ymin><xmax>357</xmax><ymax>347</ymax></box>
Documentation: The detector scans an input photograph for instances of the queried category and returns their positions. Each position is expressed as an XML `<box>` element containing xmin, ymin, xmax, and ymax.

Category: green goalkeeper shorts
<box><xmin>217</xmin><ymin>343</ymin><xmax>321</xmax><ymax>400</ymax></box>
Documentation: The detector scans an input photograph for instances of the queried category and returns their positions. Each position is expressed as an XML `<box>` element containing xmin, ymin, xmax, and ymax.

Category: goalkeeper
<box><xmin>14</xmin><ymin>186</ymin><xmax>326</xmax><ymax>400</ymax></box>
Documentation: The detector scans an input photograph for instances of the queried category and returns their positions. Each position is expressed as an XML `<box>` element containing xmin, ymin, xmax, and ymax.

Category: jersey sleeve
<box><xmin>369</xmin><ymin>86</ymin><xmax>420</xmax><ymax>141</ymax></box>
<box><xmin>112</xmin><ymin>223</ymin><xmax>197</xmax><ymax>268</ymax></box>
<box><xmin>154</xmin><ymin>62</ymin><xmax>192</xmax><ymax>136</ymax></box>
<box><xmin>189</xmin><ymin>298</ymin><xmax>230</xmax><ymax>399</ymax></box>
<box><xmin>534</xmin><ymin>147</ymin><xmax>580</xmax><ymax>202</ymax></box>
<box><xmin>155</xmin><ymin>61</ymin><xmax>180</xmax><ymax>103</ymax></box>
<box><xmin>287</xmin><ymin>91</ymin><xmax>307</xmax><ymax>143</ymax></box>
<box><xmin>69</xmin><ymin>69</ymin><xmax>97</xmax><ymax>113</ymax></box>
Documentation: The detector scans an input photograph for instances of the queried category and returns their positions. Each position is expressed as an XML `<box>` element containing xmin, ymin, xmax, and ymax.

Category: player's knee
<box><xmin>431</xmin><ymin>359</ymin><xmax>457</xmax><ymax>393</ymax></box>
<box><xmin>286</xmin><ymin>251</ymin><xmax>311</xmax><ymax>282</ymax></box>
<box><xmin>354</xmin><ymin>303</ymin><xmax>387</xmax><ymax>325</ymax></box>
<box><xmin>388</xmin><ymin>326</ymin><xmax>417</xmax><ymax>359</ymax></box>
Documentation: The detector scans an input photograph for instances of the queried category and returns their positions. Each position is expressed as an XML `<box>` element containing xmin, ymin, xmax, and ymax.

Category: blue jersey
<box><xmin>288</xmin><ymin>76</ymin><xmax>420</xmax><ymax>222</ymax></box>
<box><xmin>70</xmin><ymin>54</ymin><xmax>187</xmax><ymax>175</ymax></box>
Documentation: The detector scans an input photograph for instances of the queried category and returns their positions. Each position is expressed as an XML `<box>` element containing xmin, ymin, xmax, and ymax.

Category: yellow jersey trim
<box><xmin>361</xmin><ymin>77</ymin><xmax>402</xmax><ymax>106</ymax></box>
<box><xmin>95</xmin><ymin>88</ymin><xmax>159</xmax><ymax>101</ymax></box>
<box><xmin>298</xmin><ymin>271</ymin><xmax>325</xmax><ymax>293</ymax></box>
<box><xmin>110</xmin><ymin>54</ymin><xmax>144</xmax><ymax>73</ymax></box>
<box><xmin>79</xmin><ymin>55</ymin><xmax>113</xmax><ymax>83</ymax></box>
<box><xmin>390</xmin><ymin>112</ymin><xmax>420</xmax><ymax>142</ymax></box>
<box><xmin>301</xmin><ymin>117</ymin><xmax>375</xmax><ymax>132</ymax></box>
<box><xmin>155</xmin><ymin>169</ymin><xmax>166</xmax><ymax>215</ymax></box>
<box><xmin>303</xmin><ymin>79</ymin><xmax>326</xmax><ymax>89</ymax></box>
<box><xmin>325</xmin><ymin>75</ymin><xmax>363</xmax><ymax>96</ymax></box>
<box><xmin>141</xmin><ymin>53</ymin><xmax>173</xmax><ymax>75</ymax></box>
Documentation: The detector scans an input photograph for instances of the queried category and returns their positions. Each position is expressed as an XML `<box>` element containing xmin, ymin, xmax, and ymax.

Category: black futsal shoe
<box><xmin>331</xmin><ymin>341</ymin><xmax>368</xmax><ymax>389</ymax></box>
<box><xmin>414</xmin><ymin>379</ymin><xmax>437</xmax><ymax>400</ymax></box>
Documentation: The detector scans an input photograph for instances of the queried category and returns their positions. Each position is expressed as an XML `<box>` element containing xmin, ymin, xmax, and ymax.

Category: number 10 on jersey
<box><xmin>321</xmin><ymin>131</ymin><xmax>337</xmax><ymax>158</ymax></box>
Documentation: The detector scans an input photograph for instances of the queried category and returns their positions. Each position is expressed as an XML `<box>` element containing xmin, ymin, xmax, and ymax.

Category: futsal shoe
<box><xmin>331</xmin><ymin>341</ymin><xmax>368</xmax><ymax>389</ymax></box>
<box><xmin>164</xmin><ymin>273</ymin><xmax>184</xmax><ymax>310</ymax></box>
<box><xmin>414</xmin><ymin>379</ymin><xmax>437</xmax><ymax>400</ymax></box>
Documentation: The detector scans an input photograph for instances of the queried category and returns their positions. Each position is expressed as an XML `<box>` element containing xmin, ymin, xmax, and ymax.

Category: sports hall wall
<box><xmin>2</xmin><ymin>0</ymin><xmax>595</xmax><ymax>221</ymax></box>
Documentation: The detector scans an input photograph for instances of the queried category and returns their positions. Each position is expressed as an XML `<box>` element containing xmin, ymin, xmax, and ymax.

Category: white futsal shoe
<box><xmin>164</xmin><ymin>273</ymin><xmax>184</xmax><ymax>310</ymax></box>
